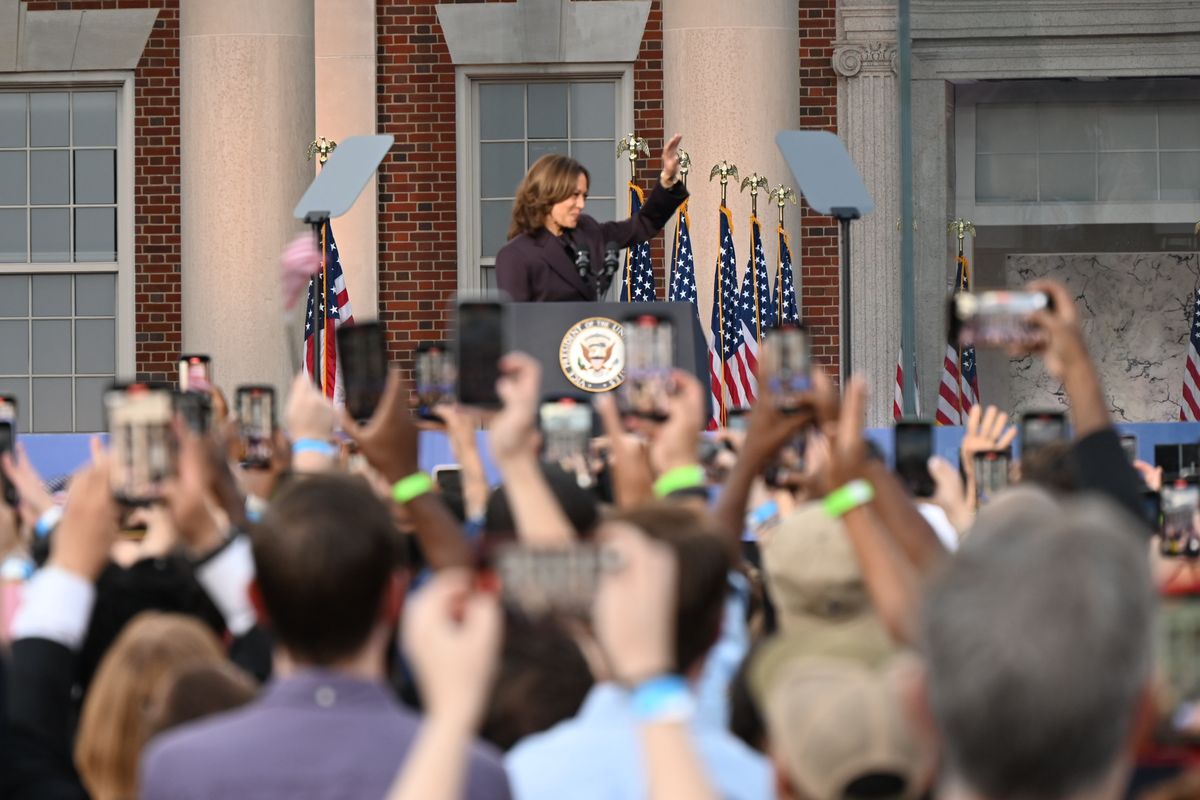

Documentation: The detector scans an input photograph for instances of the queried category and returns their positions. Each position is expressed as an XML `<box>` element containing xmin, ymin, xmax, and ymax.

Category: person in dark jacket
<box><xmin>494</xmin><ymin>134</ymin><xmax>687</xmax><ymax>302</ymax></box>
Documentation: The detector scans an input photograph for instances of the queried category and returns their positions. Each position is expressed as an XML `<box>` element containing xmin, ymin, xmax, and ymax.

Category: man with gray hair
<box><xmin>920</xmin><ymin>501</ymin><xmax>1155</xmax><ymax>800</ymax></box>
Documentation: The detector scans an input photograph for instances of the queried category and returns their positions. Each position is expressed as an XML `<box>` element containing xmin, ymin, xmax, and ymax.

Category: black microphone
<box><xmin>574</xmin><ymin>246</ymin><xmax>591</xmax><ymax>283</ymax></box>
<box><xmin>602</xmin><ymin>242</ymin><xmax>620</xmax><ymax>280</ymax></box>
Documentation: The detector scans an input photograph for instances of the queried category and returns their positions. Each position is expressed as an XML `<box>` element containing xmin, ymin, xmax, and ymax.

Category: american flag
<box><xmin>304</xmin><ymin>221</ymin><xmax>355</xmax><ymax>400</ymax></box>
<box><xmin>619</xmin><ymin>182</ymin><xmax>657</xmax><ymax>302</ymax></box>
<box><xmin>894</xmin><ymin>345</ymin><xmax>921</xmax><ymax>420</ymax></box>
<box><xmin>935</xmin><ymin>255</ymin><xmax>979</xmax><ymax>425</ymax></box>
<box><xmin>775</xmin><ymin>226</ymin><xmax>800</xmax><ymax>325</ymax></box>
<box><xmin>738</xmin><ymin>216</ymin><xmax>776</xmax><ymax>351</ymax></box>
<box><xmin>710</xmin><ymin>207</ymin><xmax>755</xmax><ymax>423</ymax></box>
<box><xmin>1180</xmin><ymin>287</ymin><xmax>1200</xmax><ymax>420</ymax></box>
<box><xmin>668</xmin><ymin>202</ymin><xmax>720</xmax><ymax>430</ymax></box>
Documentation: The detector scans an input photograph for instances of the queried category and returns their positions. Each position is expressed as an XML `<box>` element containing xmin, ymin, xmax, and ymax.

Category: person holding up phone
<box><xmin>494</xmin><ymin>134</ymin><xmax>688</xmax><ymax>302</ymax></box>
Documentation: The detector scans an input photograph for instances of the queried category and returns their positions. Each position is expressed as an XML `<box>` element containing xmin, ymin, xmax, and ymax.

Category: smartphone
<box><xmin>1020</xmin><ymin>411</ymin><xmax>1068</xmax><ymax>459</ymax></box>
<box><xmin>173</xmin><ymin>389</ymin><xmax>211</xmax><ymax>434</ymax></box>
<box><xmin>178</xmin><ymin>354</ymin><xmax>212</xmax><ymax>393</ymax></box>
<box><xmin>764</xmin><ymin>324</ymin><xmax>812</xmax><ymax>413</ymax></box>
<box><xmin>949</xmin><ymin>291</ymin><xmax>1050</xmax><ymax>349</ymax></box>
<box><xmin>495</xmin><ymin>543</ymin><xmax>621</xmax><ymax>618</ymax></box>
<box><xmin>456</xmin><ymin>300</ymin><xmax>506</xmax><ymax>409</ymax></box>
<box><xmin>1155</xmin><ymin>587</ymin><xmax>1200</xmax><ymax>743</ymax></box>
<box><xmin>726</xmin><ymin>408</ymin><xmax>751</xmax><ymax>433</ymax></box>
<box><xmin>415</xmin><ymin>342</ymin><xmax>455</xmax><ymax>421</ymax></box>
<box><xmin>539</xmin><ymin>397</ymin><xmax>594</xmax><ymax>474</ymax></box>
<box><xmin>336</xmin><ymin>321</ymin><xmax>389</xmax><ymax>422</ymax></box>
<box><xmin>105</xmin><ymin>383</ymin><xmax>176</xmax><ymax>505</ymax></box>
<box><xmin>1143</xmin><ymin>489</ymin><xmax>1163</xmax><ymax>533</ymax></box>
<box><xmin>0</xmin><ymin>413</ymin><xmax>15</xmax><ymax>508</ymax></box>
<box><xmin>764</xmin><ymin>435</ymin><xmax>807</xmax><ymax>490</ymax></box>
<box><xmin>236</xmin><ymin>385</ymin><xmax>275</xmax><ymax>469</ymax></box>
<box><xmin>432</xmin><ymin>464</ymin><xmax>462</xmax><ymax>496</ymax></box>
<box><xmin>894</xmin><ymin>420</ymin><xmax>935</xmax><ymax>499</ymax></box>
<box><xmin>1120</xmin><ymin>434</ymin><xmax>1139</xmax><ymax>464</ymax></box>
<box><xmin>973</xmin><ymin>449</ymin><xmax>1011</xmax><ymax>506</ymax></box>
<box><xmin>620</xmin><ymin>314</ymin><xmax>674</xmax><ymax>421</ymax></box>
<box><xmin>1161</xmin><ymin>481</ymin><xmax>1200</xmax><ymax>558</ymax></box>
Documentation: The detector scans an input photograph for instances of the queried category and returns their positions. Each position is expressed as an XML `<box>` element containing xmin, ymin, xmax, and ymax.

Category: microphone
<box><xmin>602</xmin><ymin>242</ymin><xmax>620</xmax><ymax>281</ymax></box>
<box><xmin>574</xmin><ymin>246</ymin><xmax>591</xmax><ymax>283</ymax></box>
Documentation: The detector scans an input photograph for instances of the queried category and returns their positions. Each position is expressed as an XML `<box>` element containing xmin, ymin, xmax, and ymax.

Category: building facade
<box><xmin>1</xmin><ymin>0</ymin><xmax>1198</xmax><ymax>430</ymax></box>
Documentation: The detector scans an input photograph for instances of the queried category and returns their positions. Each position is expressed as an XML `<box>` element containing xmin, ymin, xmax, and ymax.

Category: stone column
<box><xmin>316</xmin><ymin>0</ymin><xmax>377</xmax><ymax>318</ymax></box>
<box><xmin>180</xmin><ymin>0</ymin><xmax>315</xmax><ymax>396</ymax></box>
<box><xmin>662</xmin><ymin>0</ymin><xmax>801</xmax><ymax>352</ymax></box>
<box><xmin>832</xmin><ymin>39</ymin><xmax>900</xmax><ymax>425</ymax></box>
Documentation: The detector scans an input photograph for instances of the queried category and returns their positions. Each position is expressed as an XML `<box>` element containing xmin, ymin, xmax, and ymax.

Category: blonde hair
<box><xmin>75</xmin><ymin>612</ymin><xmax>226</xmax><ymax>800</ymax></box>
<box><xmin>508</xmin><ymin>154</ymin><xmax>590</xmax><ymax>239</ymax></box>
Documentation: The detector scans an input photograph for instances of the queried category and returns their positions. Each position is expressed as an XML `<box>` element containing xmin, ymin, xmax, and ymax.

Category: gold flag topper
<box><xmin>948</xmin><ymin>218</ymin><xmax>976</xmax><ymax>240</ymax></box>
<box><xmin>616</xmin><ymin>133</ymin><xmax>650</xmax><ymax>162</ymax></box>
<box><xmin>709</xmin><ymin>161</ymin><xmax>739</xmax><ymax>185</ymax></box>
<box><xmin>769</xmin><ymin>185</ymin><xmax>797</xmax><ymax>225</ymax></box>
<box><xmin>307</xmin><ymin>137</ymin><xmax>338</xmax><ymax>165</ymax></box>
<box><xmin>677</xmin><ymin>149</ymin><xmax>691</xmax><ymax>179</ymax></box>
<box><xmin>740</xmin><ymin>173</ymin><xmax>768</xmax><ymax>217</ymax></box>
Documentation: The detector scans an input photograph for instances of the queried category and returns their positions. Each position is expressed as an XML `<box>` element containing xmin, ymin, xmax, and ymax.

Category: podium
<box><xmin>508</xmin><ymin>301</ymin><xmax>711</xmax><ymax>418</ymax></box>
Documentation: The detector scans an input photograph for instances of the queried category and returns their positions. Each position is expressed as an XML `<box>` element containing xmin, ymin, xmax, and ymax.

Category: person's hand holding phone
<box><xmin>928</xmin><ymin>455</ymin><xmax>973</xmax><ymax>533</ymax></box>
<box><xmin>488</xmin><ymin>353</ymin><xmax>542</xmax><ymax>465</ymax></box>
<box><xmin>959</xmin><ymin>404</ymin><xmax>1016</xmax><ymax>505</ymax></box>
<box><xmin>595</xmin><ymin>394</ymin><xmax>655</xmax><ymax>510</ymax></box>
<box><xmin>647</xmin><ymin>370</ymin><xmax>706</xmax><ymax>476</ymax></box>
<box><xmin>402</xmin><ymin>569</ymin><xmax>503</xmax><ymax>730</ymax></box>
<box><xmin>164</xmin><ymin>421</ymin><xmax>234</xmax><ymax>558</ymax></box>
<box><xmin>285</xmin><ymin>372</ymin><xmax>337</xmax><ymax>443</ymax></box>
<box><xmin>741</xmin><ymin>345</ymin><xmax>818</xmax><ymax>472</ymax></box>
<box><xmin>341</xmin><ymin>368</ymin><xmax>420</xmax><ymax>484</ymax></box>
<box><xmin>593</xmin><ymin>522</ymin><xmax>677</xmax><ymax>683</ymax></box>
<box><xmin>51</xmin><ymin>458</ymin><xmax>120</xmax><ymax>582</ymax></box>
<box><xmin>1</xmin><ymin>443</ymin><xmax>57</xmax><ymax>524</ymax></box>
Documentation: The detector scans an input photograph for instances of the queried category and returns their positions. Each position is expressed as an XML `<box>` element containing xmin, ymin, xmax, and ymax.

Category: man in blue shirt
<box><xmin>506</xmin><ymin>505</ymin><xmax>771</xmax><ymax>800</ymax></box>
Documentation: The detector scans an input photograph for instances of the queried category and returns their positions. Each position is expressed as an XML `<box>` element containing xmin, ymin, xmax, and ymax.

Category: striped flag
<box><xmin>775</xmin><ymin>226</ymin><xmax>800</xmax><ymax>325</ymax></box>
<box><xmin>619</xmin><ymin>182</ymin><xmax>657</xmax><ymax>302</ymax></box>
<box><xmin>894</xmin><ymin>346</ymin><xmax>921</xmax><ymax>420</ymax></box>
<box><xmin>303</xmin><ymin>221</ymin><xmax>355</xmax><ymax>400</ymax></box>
<box><xmin>738</xmin><ymin>216</ymin><xmax>776</xmax><ymax>347</ymax></box>
<box><xmin>710</xmin><ymin>207</ymin><xmax>755</xmax><ymax>423</ymax></box>
<box><xmin>668</xmin><ymin>202</ymin><xmax>720</xmax><ymax>429</ymax></box>
<box><xmin>935</xmin><ymin>255</ymin><xmax>979</xmax><ymax>425</ymax></box>
<box><xmin>1180</xmin><ymin>287</ymin><xmax>1200</xmax><ymax>420</ymax></box>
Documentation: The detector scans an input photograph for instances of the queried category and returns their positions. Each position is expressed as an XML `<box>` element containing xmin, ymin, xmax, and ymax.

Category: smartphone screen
<box><xmin>415</xmin><ymin>343</ymin><xmax>455</xmax><ymax>420</ymax></box>
<box><xmin>1161</xmin><ymin>482</ymin><xmax>1200</xmax><ymax>558</ymax></box>
<box><xmin>495</xmin><ymin>543</ymin><xmax>620</xmax><ymax>618</ymax></box>
<box><xmin>178</xmin><ymin>355</ymin><xmax>212</xmax><ymax>393</ymax></box>
<box><xmin>1020</xmin><ymin>411</ymin><xmax>1067</xmax><ymax>458</ymax></box>
<box><xmin>236</xmin><ymin>386</ymin><xmax>275</xmax><ymax>468</ymax></box>
<box><xmin>974</xmin><ymin>449</ymin><xmax>1011</xmax><ymax>506</ymax></box>
<box><xmin>337</xmin><ymin>322</ymin><xmax>389</xmax><ymax>422</ymax></box>
<box><xmin>764</xmin><ymin>324</ymin><xmax>812</xmax><ymax>413</ymax></box>
<box><xmin>620</xmin><ymin>314</ymin><xmax>674</xmax><ymax>421</ymax></box>
<box><xmin>726</xmin><ymin>408</ymin><xmax>750</xmax><ymax>433</ymax></box>
<box><xmin>539</xmin><ymin>397</ymin><xmax>594</xmax><ymax>477</ymax></box>
<box><xmin>894</xmin><ymin>420</ymin><xmax>935</xmax><ymax>498</ymax></box>
<box><xmin>0</xmin><ymin>419</ymin><xmax>15</xmax><ymax>507</ymax></box>
<box><xmin>1156</xmin><ymin>590</ymin><xmax>1200</xmax><ymax>742</ymax></box>
<box><xmin>106</xmin><ymin>384</ymin><xmax>176</xmax><ymax>505</ymax></box>
<box><xmin>1120</xmin><ymin>434</ymin><xmax>1138</xmax><ymax>464</ymax></box>
<box><xmin>0</xmin><ymin>394</ymin><xmax>16</xmax><ymax>421</ymax></box>
<box><xmin>174</xmin><ymin>390</ymin><xmax>211</xmax><ymax>434</ymax></box>
<box><xmin>432</xmin><ymin>465</ymin><xmax>463</xmax><ymax>496</ymax></box>
<box><xmin>456</xmin><ymin>301</ymin><xmax>506</xmax><ymax>409</ymax></box>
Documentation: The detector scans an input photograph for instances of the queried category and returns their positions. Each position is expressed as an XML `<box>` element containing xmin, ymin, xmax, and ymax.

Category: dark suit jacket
<box><xmin>140</xmin><ymin>670</ymin><xmax>512</xmax><ymax>800</ymax></box>
<box><xmin>495</xmin><ymin>181</ymin><xmax>688</xmax><ymax>302</ymax></box>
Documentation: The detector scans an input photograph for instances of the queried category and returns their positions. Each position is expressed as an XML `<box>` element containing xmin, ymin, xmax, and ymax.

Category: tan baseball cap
<box><xmin>759</xmin><ymin>500</ymin><xmax>895</xmax><ymax>659</ymax></box>
<box><xmin>752</xmin><ymin>632</ymin><xmax>927</xmax><ymax>800</ymax></box>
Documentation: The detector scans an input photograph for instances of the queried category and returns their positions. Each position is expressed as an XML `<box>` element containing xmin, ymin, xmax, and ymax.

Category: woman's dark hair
<box><xmin>507</xmin><ymin>154</ymin><xmax>589</xmax><ymax>239</ymax></box>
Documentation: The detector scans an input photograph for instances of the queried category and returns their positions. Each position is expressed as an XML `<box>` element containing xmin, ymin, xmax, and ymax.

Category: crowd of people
<box><xmin>0</xmin><ymin>275</ymin><xmax>1196</xmax><ymax>800</ymax></box>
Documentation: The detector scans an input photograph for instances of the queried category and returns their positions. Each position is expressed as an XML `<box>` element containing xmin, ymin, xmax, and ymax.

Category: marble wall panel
<box><xmin>1003</xmin><ymin>253</ymin><xmax>1200</xmax><ymax>422</ymax></box>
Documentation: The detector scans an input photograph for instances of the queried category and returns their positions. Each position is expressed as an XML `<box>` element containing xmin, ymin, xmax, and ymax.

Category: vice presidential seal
<box><xmin>560</xmin><ymin>317</ymin><xmax>625</xmax><ymax>392</ymax></box>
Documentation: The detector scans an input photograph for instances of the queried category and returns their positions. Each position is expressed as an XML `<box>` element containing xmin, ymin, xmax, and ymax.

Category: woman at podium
<box><xmin>495</xmin><ymin>134</ymin><xmax>687</xmax><ymax>302</ymax></box>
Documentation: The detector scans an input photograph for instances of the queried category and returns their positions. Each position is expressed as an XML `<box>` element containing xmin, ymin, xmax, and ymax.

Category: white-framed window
<box><xmin>455</xmin><ymin>65</ymin><xmax>634</xmax><ymax>292</ymax></box>
<box><xmin>0</xmin><ymin>73</ymin><xmax>134</xmax><ymax>432</ymax></box>
<box><xmin>955</xmin><ymin>79</ymin><xmax>1200</xmax><ymax>227</ymax></box>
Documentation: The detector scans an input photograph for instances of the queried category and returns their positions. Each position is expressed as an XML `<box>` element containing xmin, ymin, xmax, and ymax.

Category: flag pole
<box><xmin>770</xmin><ymin>185</ymin><xmax>796</xmax><ymax>327</ymax></box>
<box><xmin>668</xmin><ymin>151</ymin><xmax>691</xmax><ymax>300</ymax></box>
<box><xmin>741</xmin><ymin>173</ymin><xmax>768</xmax><ymax>343</ymax></box>
<box><xmin>305</xmin><ymin>137</ymin><xmax>337</xmax><ymax>393</ymax></box>
<box><xmin>948</xmin><ymin>218</ymin><xmax>975</xmax><ymax>423</ymax></box>
<box><xmin>617</xmin><ymin>133</ymin><xmax>649</xmax><ymax>301</ymax></box>
<box><xmin>711</xmin><ymin>160</ymin><xmax>738</xmax><ymax>425</ymax></box>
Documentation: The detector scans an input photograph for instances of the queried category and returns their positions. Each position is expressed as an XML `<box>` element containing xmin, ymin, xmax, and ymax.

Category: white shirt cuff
<box><xmin>196</xmin><ymin>536</ymin><xmax>257</xmax><ymax>636</ymax></box>
<box><xmin>11</xmin><ymin>566</ymin><xmax>96</xmax><ymax>649</ymax></box>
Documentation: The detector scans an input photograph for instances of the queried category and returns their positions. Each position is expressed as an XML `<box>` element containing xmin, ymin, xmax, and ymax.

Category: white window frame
<box><xmin>0</xmin><ymin>71</ymin><xmax>135</xmax><ymax>383</ymax></box>
<box><xmin>955</xmin><ymin>78</ymin><xmax>1200</xmax><ymax>227</ymax></box>
<box><xmin>455</xmin><ymin>64</ymin><xmax>635</xmax><ymax>293</ymax></box>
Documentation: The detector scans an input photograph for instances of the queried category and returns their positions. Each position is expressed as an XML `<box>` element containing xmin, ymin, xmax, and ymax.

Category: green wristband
<box><xmin>823</xmin><ymin>479</ymin><xmax>875</xmax><ymax>518</ymax></box>
<box><xmin>391</xmin><ymin>472</ymin><xmax>434</xmax><ymax>504</ymax></box>
<box><xmin>653</xmin><ymin>464</ymin><xmax>706</xmax><ymax>498</ymax></box>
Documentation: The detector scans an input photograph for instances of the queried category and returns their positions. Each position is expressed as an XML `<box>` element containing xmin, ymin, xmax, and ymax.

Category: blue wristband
<box><xmin>292</xmin><ymin>438</ymin><xmax>337</xmax><ymax>458</ymax></box>
<box><xmin>630</xmin><ymin>675</ymin><xmax>695</xmax><ymax>723</ymax></box>
<box><xmin>34</xmin><ymin>506</ymin><xmax>63</xmax><ymax>539</ymax></box>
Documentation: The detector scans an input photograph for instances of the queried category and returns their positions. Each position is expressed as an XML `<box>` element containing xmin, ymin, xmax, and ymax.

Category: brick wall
<box><xmin>26</xmin><ymin>0</ymin><xmax>183</xmax><ymax>383</ymax></box>
<box><xmin>797</xmin><ymin>0</ymin><xmax>839</xmax><ymax>371</ymax></box>
<box><xmin>375</xmin><ymin>0</ymin><xmax>667</xmax><ymax>370</ymax></box>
